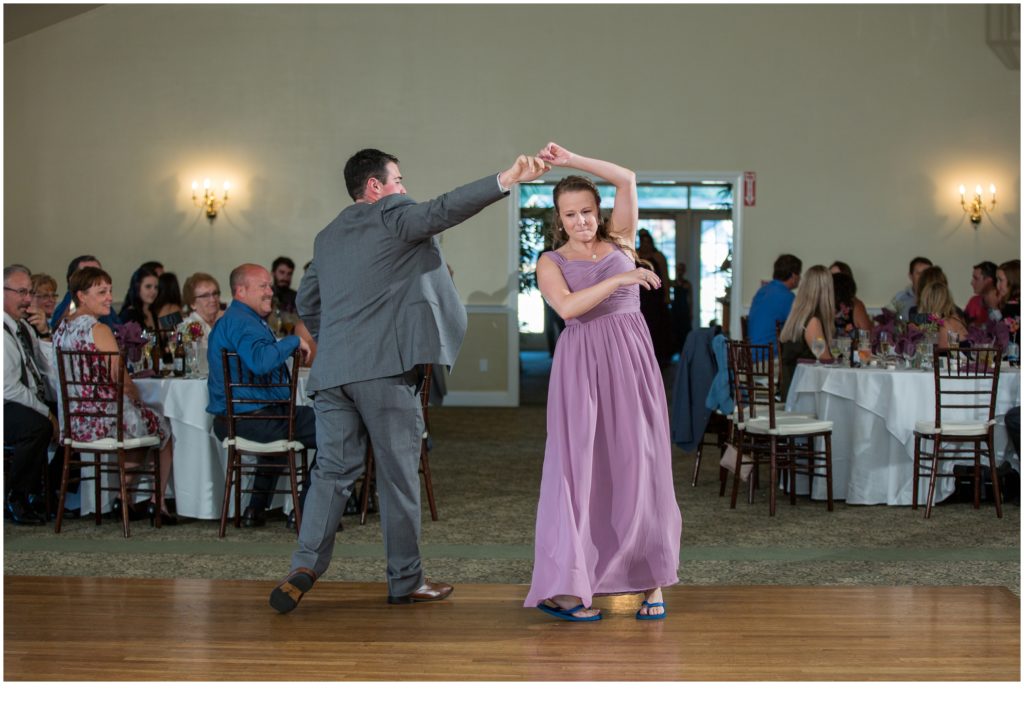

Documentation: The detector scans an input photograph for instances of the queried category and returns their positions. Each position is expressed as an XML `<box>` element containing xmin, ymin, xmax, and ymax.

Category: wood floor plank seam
<box><xmin>4</xmin><ymin>538</ymin><xmax>1020</xmax><ymax>562</ymax></box>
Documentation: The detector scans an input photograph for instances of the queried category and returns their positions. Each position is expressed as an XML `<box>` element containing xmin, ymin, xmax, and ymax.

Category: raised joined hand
<box><xmin>537</xmin><ymin>142</ymin><xmax>574</xmax><ymax>167</ymax></box>
<box><xmin>499</xmin><ymin>155</ymin><xmax>550</xmax><ymax>189</ymax></box>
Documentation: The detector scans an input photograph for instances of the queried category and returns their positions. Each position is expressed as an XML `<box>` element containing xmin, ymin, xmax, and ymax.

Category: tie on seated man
<box><xmin>3</xmin><ymin>264</ymin><xmax>60</xmax><ymax>524</ymax></box>
<box><xmin>206</xmin><ymin>264</ymin><xmax>315</xmax><ymax>528</ymax></box>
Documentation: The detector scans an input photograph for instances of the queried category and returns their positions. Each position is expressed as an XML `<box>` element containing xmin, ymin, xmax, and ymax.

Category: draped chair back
<box><xmin>931</xmin><ymin>346</ymin><xmax>1002</xmax><ymax>431</ymax></box>
<box><xmin>55</xmin><ymin>348</ymin><xmax>126</xmax><ymax>444</ymax></box>
<box><xmin>220</xmin><ymin>349</ymin><xmax>301</xmax><ymax>441</ymax></box>
<box><xmin>727</xmin><ymin>340</ymin><xmax>777</xmax><ymax>428</ymax></box>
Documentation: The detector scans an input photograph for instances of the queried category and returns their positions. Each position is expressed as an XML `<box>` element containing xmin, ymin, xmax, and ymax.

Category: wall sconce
<box><xmin>959</xmin><ymin>183</ymin><xmax>996</xmax><ymax>228</ymax></box>
<box><xmin>192</xmin><ymin>178</ymin><xmax>230</xmax><ymax>220</ymax></box>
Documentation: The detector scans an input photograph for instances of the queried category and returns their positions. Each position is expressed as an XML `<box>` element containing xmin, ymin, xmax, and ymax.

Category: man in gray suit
<box><xmin>270</xmin><ymin>148</ymin><xmax>548</xmax><ymax>613</ymax></box>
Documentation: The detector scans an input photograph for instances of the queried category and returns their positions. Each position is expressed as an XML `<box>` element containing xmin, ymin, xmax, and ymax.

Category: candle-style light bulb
<box><xmin>203</xmin><ymin>178</ymin><xmax>211</xmax><ymax>190</ymax></box>
<box><xmin>975</xmin><ymin>184</ymin><xmax>983</xmax><ymax>196</ymax></box>
<box><xmin>990</xmin><ymin>184</ymin><xmax>996</xmax><ymax>198</ymax></box>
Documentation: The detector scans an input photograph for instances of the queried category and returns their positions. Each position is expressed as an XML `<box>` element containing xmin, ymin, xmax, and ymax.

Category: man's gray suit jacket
<box><xmin>297</xmin><ymin>174</ymin><xmax>508</xmax><ymax>393</ymax></box>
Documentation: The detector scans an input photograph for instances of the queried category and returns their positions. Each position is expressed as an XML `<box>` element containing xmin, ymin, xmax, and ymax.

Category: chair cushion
<box><xmin>223</xmin><ymin>437</ymin><xmax>305</xmax><ymax>453</ymax></box>
<box><xmin>744</xmin><ymin>416</ymin><xmax>833</xmax><ymax>436</ymax></box>
<box><xmin>733</xmin><ymin>409</ymin><xmax>816</xmax><ymax>429</ymax></box>
<box><xmin>913</xmin><ymin>420</ymin><xmax>994</xmax><ymax>437</ymax></box>
<box><xmin>66</xmin><ymin>436</ymin><xmax>161</xmax><ymax>450</ymax></box>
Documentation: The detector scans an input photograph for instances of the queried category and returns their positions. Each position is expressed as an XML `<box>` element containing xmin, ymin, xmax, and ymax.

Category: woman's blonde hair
<box><xmin>780</xmin><ymin>265</ymin><xmax>834</xmax><ymax>348</ymax></box>
<box><xmin>917</xmin><ymin>281</ymin><xmax>961</xmax><ymax>323</ymax></box>
<box><xmin>913</xmin><ymin>265</ymin><xmax>947</xmax><ymax>302</ymax></box>
<box><xmin>550</xmin><ymin>175</ymin><xmax>640</xmax><ymax>266</ymax></box>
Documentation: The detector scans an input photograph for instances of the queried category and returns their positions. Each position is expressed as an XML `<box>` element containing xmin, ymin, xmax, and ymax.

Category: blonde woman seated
<box><xmin>916</xmin><ymin>280</ymin><xmax>967</xmax><ymax>349</ymax></box>
<box><xmin>53</xmin><ymin>267</ymin><xmax>177</xmax><ymax>524</ymax></box>
<box><xmin>778</xmin><ymin>265</ymin><xmax>834</xmax><ymax>401</ymax></box>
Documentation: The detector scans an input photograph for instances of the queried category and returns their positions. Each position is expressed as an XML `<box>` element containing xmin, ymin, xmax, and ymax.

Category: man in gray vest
<box><xmin>270</xmin><ymin>148</ymin><xmax>547</xmax><ymax>613</ymax></box>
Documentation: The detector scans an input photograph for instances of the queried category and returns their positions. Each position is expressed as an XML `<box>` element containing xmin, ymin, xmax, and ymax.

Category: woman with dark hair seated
<box><xmin>153</xmin><ymin>272</ymin><xmax>184</xmax><ymax>330</ymax></box>
<box><xmin>54</xmin><ymin>267</ymin><xmax>177</xmax><ymax>524</ymax></box>
<box><xmin>831</xmin><ymin>271</ymin><xmax>871</xmax><ymax>336</ymax></box>
<box><xmin>119</xmin><ymin>264</ymin><xmax>160</xmax><ymax>331</ymax></box>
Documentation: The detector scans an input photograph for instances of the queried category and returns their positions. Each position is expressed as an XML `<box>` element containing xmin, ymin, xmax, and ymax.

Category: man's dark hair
<box><xmin>66</xmin><ymin>255</ymin><xmax>99</xmax><ymax>283</ymax></box>
<box><xmin>974</xmin><ymin>260</ymin><xmax>997</xmax><ymax>282</ymax></box>
<box><xmin>908</xmin><ymin>256</ymin><xmax>932</xmax><ymax>275</ymax></box>
<box><xmin>344</xmin><ymin>148</ymin><xmax>399</xmax><ymax>201</ymax></box>
<box><xmin>141</xmin><ymin>260</ymin><xmax>164</xmax><ymax>271</ymax></box>
<box><xmin>772</xmin><ymin>254</ymin><xmax>802</xmax><ymax>282</ymax></box>
<box><xmin>271</xmin><ymin>256</ymin><xmax>295</xmax><ymax>272</ymax></box>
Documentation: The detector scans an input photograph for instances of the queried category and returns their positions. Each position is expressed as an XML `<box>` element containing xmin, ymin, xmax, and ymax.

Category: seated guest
<box><xmin>119</xmin><ymin>264</ymin><xmax>160</xmax><ymax>331</ymax></box>
<box><xmin>206</xmin><ymin>264</ymin><xmax>316</xmax><ymax>528</ymax></box>
<box><xmin>178</xmin><ymin>273</ymin><xmax>223</xmax><ymax>375</ymax></box>
<box><xmin>53</xmin><ymin>266</ymin><xmax>178</xmax><ymax>523</ymax></box>
<box><xmin>181</xmin><ymin>272</ymin><xmax>224</xmax><ymax>336</ymax></box>
<box><xmin>778</xmin><ymin>265</ymin><xmax>834</xmax><ymax>401</ymax></box>
<box><xmin>831</xmin><ymin>271</ymin><xmax>871</xmax><ymax>336</ymax></box>
<box><xmin>908</xmin><ymin>266</ymin><xmax>953</xmax><ymax>324</ymax></box>
<box><xmin>271</xmin><ymin>256</ymin><xmax>298</xmax><ymax>315</ymax></box>
<box><xmin>4</xmin><ymin>265</ymin><xmax>58</xmax><ymax>524</ymax></box>
<box><xmin>964</xmin><ymin>261</ymin><xmax>1000</xmax><ymax>327</ymax></box>
<box><xmin>829</xmin><ymin>262</ymin><xmax>871</xmax><ymax>323</ymax></box>
<box><xmin>28</xmin><ymin>273</ymin><xmax>59</xmax><ymax>340</ymax></box>
<box><xmin>141</xmin><ymin>261</ymin><xmax>164</xmax><ymax>277</ymax></box>
<box><xmin>890</xmin><ymin>256</ymin><xmax>932</xmax><ymax>320</ymax></box>
<box><xmin>153</xmin><ymin>272</ymin><xmax>184</xmax><ymax>330</ymax></box>
<box><xmin>915</xmin><ymin>280</ymin><xmax>967</xmax><ymax>349</ymax></box>
<box><xmin>49</xmin><ymin>255</ymin><xmax>119</xmax><ymax>330</ymax></box>
<box><xmin>996</xmin><ymin>259</ymin><xmax>1020</xmax><ymax>322</ymax></box>
<box><xmin>748</xmin><ymin>253</ymin><xmax>802</xmax><ymax>354</ymax></box>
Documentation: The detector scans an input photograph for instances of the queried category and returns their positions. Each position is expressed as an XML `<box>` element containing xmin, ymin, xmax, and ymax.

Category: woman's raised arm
<box><xmin>538</xmin><ymin>143</ymin><xmax>637</xmax><ymax>242</ymax></box>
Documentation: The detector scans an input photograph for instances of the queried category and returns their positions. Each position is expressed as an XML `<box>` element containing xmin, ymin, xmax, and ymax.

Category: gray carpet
<box><xmin>4</xmin><ymin>402</ymin><xmax>1020</xmax><ymax>595</ymax></box>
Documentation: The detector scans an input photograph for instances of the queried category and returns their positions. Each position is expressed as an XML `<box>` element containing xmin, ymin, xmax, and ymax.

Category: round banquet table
<box><xmin>76</xmin><ymin>369</ymin><xmax>310</xmax><ymax>519</ymax></box>
<box><xmin>784</xmin><ymin>363</ymin><xmax>1020</xmax><ymax>506</ymax></box>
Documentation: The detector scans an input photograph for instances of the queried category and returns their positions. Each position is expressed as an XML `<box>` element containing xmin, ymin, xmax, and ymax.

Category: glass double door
<box><xmin>638</xmin><ymin>209</ymin><xmax>733</xmax><ymax>329</ymax></box>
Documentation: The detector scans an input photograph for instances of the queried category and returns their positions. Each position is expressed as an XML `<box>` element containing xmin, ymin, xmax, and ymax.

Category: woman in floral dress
<box><xmin>53</xmin><ymin>266</ymin><xmax>177</xmax><ymax>523</ymax></box>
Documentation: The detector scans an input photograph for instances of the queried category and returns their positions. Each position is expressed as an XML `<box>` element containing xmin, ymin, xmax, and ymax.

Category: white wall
<box><xmin>4</xmin><ymin>4</ymin><xmax>1019</xmax><ymax>393</ymax></box>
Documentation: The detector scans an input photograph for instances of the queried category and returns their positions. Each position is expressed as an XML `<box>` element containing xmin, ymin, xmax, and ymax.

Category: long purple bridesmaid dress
<box><xmin>524</xmin><ymin>248</ymin><xmax>682</xmax><ymax>609</ymax></box>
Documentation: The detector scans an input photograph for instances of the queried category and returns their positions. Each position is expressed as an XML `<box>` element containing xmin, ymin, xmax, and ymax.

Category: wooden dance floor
<box><xmin>4</xmin><ymin>576</ymin><xmax>1019</xmax><ymax>681</ymax></box>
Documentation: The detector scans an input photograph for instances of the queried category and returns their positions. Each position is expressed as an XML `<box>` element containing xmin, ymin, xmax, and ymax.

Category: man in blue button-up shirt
<box><xmin>748</xmin><ymin>254</ymin><xmax>802</xmax><ymax>355</ymax></box>
<box><xmin>207</xmin><ymin>263</ymin><xmax>314</xmax><ymax>527</ymax></box>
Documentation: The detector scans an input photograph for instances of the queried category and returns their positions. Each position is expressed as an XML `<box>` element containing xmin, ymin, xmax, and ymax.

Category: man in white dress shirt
<box><xmin>4</xmin><ymin>264</ymin><xmax>58</xmax><ymax>524</ymax></box>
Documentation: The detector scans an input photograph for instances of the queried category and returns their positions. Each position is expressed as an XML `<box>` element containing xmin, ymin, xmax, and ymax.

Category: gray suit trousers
<box><xmin>290</xmin><ymin>370</ymin><xmax>425</xmax><ymax>597</ymax></box>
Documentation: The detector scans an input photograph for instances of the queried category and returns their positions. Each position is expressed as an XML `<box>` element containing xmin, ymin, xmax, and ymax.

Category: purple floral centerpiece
<box><xmin>966</xmin><ymin>318</ymin><xmax>1011</xmax><ymax>351</ymax></box>
<box><xmin>111</xmin><ymin>321</ymin><xmax>147</xmax><ymax>362</ymax></box>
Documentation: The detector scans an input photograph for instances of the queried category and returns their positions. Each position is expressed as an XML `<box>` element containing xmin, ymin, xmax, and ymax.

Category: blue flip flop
<box><xmin>537</xmin><ymin>601</ymin><xmax>602</xmax><ymax>622</ymax></box>
<box><xmin>636</xmin><ymin>600</ymin><xmax>666</xmax><ymax>620</ymax></box>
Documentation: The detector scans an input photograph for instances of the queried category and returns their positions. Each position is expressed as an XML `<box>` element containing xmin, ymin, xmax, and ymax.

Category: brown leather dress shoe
<box><xmin>387</xmin><ymin>578</ymin><xmax>454</xmax><ymax>605</ymax></box>
<box><xmin>269</xmin><ymin>567</ymin><xmax>317</xmax><ymax>614</ymax></box>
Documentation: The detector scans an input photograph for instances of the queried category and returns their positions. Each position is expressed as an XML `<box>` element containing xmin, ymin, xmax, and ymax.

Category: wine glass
<box><xmin>810</xmin><ymin>336</ymin><xmax>827</xmax><ymax>365</ymax></box>
<box><xmin>878</xmin><ymin>331</ymin><xmax>893</xmax><ymax>359</ymax></box>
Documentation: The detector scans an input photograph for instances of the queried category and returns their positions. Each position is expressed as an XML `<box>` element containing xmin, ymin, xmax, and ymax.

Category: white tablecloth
<box><xmin>785</xmin><ymin>364</ymin><xmax>1020</xmax><ymax>506</ymax></box>
<box><xmin>77</xmin><ymin>370</ymin><xmax>310</xmax><ymax>519</ymax></box>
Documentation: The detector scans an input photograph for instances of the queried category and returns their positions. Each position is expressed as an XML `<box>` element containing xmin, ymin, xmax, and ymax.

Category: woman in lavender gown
<box><xmin>525</xmin><ymin>143</ymin><xmax>682</xmax><ymax>622</ymax></box>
